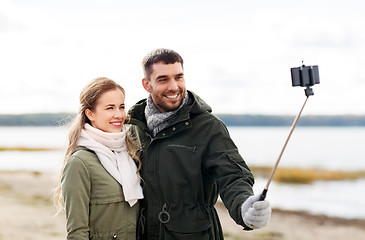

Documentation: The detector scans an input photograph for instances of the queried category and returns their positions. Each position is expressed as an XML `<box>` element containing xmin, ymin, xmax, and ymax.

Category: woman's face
<box><xmin>86</xmin><ymin>88</ymin><xmax>126</xmax><ymax>133</ymax></box>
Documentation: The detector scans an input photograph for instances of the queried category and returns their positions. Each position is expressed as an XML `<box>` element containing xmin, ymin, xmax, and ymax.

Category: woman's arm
<box><xmin>61</xmin><ymin>155</ymin><xmax>91</xmax><ymax>239</ymax></box>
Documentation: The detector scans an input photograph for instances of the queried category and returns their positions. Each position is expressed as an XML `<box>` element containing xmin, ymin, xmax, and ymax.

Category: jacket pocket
<box><xmin>89</xmin><ymin>197</ymin><xmax>139</xmax><ymax>240</ymax></box>
<box><xmin>166</xmin><ymin>144</ymin><xmax>196</xmax><ymax>152</ymax></box>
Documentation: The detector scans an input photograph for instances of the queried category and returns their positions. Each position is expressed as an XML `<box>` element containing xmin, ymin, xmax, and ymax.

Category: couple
<box><xmin>55</xmin><ymin>48</ymin><xmax>271</xmax><ymax>240</ymax></box>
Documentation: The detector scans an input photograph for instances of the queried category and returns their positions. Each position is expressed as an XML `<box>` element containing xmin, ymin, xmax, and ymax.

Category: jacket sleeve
<box><xmin>61</xmin><ymin>155</ymin><xmax>91</xmax><ymax>239</ymax></box>
<box><xmin>203</xmin><ymin>118</ymin><xmax>254</xmax><ymax>226</ymax></box>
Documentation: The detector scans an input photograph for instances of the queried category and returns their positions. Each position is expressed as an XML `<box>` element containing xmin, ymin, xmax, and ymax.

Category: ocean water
<box><xmin>231</xmin><ymin>126</ymin><xmax>365</xmax><ymax>219</ymax></box>
<box><xmin>228</xmin><ymin>126</ymin><xmax>365</xmax><ymax>171</ymax></box>
<box><xmin>0</xmin><ymin>126</ymin><xmax>364</xmax><ymax>219</ymax></box>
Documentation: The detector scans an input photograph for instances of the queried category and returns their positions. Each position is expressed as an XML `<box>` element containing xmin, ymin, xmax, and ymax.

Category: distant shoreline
<box><xmin>1</xmin><ymin>113</ymin><xmax>365</xmax><ymax>126</ymax></box>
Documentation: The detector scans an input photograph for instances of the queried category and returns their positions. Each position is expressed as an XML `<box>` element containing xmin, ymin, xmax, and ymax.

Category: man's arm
<box><xmin>202</xmin><ymin>117</ymin><xmax>254</xmax><ymax>226</ymax></box>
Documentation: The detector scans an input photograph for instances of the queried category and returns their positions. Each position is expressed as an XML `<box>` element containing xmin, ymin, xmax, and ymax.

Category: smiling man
<box><xmin>142</xmin><ymin>61</ymin><xmax>185</xmax><ymax>113</ymax></box>
<box><xmin>128</xmin><ymin>48</ymin><xmax>271</xmax><ymax>240</ymax></box>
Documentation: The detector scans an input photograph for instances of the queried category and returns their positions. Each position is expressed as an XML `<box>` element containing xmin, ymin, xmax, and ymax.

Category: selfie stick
<box><xmin>244</xmin><ymin>63</ymin><xmax>319</xmax><ymax>231</ymax></box>
<box><xmin>243</xmin><ymin>64</ymin><xmax>320</xmax><ymax>231</ymax></box>
<box><xmin>258</xmin><ymin>92</ymin><xmax>310</xmax><ymax>201</ymax></box>
<box><xmin>258</xmin><ymin>63</ymin><xmax>319</xmax><ymax>202</ymax></box>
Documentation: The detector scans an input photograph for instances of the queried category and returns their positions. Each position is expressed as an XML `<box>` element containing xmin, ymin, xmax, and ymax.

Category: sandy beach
<box><xmin>0</xmin><ymin>171</ymin><xmax>364</xmax><ymax>240</ymax></box>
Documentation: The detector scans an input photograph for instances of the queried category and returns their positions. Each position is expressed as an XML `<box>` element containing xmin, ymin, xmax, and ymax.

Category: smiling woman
<box><xmin>53</xmin><ymin>77</ymin><xmax>143</xmax><ymax>240</ymax></box>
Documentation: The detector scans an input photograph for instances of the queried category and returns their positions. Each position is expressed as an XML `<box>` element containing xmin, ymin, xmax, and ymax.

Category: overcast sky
<box><xmin>1</xmin><ymin>0</ymin><xmax>364</xmax><ymax>115</ymax></box>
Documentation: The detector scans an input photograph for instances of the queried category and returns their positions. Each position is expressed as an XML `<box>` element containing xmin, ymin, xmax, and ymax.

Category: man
<box><xmin>128</xmin><ymin>48</ymin><xmax>271</xmax><ymax>240</ymax></box>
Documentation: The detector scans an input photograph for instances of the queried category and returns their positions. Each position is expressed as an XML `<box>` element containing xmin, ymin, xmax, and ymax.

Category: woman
<box><xmin>54</xmin><ymin>77</ymin><xmax>143</xmax><ymax>239</ymax></box>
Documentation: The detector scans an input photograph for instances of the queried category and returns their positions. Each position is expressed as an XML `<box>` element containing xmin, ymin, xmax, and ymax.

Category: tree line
<box><xmin>217</xmin><ymin>114</ymin><xmax>365</xmax><ymax>126</ymax></box>
<box><xmin>0</xmin><ymin>113</ymin><xmax>364</xmax><ymax>126</ymax></box>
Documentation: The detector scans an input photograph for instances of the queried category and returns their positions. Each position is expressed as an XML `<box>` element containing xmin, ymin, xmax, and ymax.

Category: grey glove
<box><xmin>241</xmin><ymin>194</ymin><xmax>271</xmax><ymax>229</ymax></box>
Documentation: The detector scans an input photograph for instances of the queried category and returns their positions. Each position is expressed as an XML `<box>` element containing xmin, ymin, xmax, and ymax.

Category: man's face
<box><xmin>142</xmin><ymin>62</ymin><xmax>186</xmax><ymax>112</ymax></box>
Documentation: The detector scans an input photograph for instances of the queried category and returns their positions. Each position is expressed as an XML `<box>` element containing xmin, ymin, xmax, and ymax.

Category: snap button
<box><xmin>185</xmin><ymin>122</ymin><xmax>189</xmax><ymax>126</ymax></box>
<box><xmin>172</xmin><ymin>127</ymin><xmax>176</xmax><ymax>131</ymax></box>
<box><xmin>162</xmin><ymin>133</ymin><xmax>166</xmax><ymax>136</ymax></box>
<box><xmin>113</xmin><ymin>234</ymin><xmax>117</xmax><ymax>239</ymax></box>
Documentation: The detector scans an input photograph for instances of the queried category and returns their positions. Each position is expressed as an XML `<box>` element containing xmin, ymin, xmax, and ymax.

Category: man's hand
<box><xmin>241</xmin><ymin>194</ymin><xmax>271</xmax><ymax>229</ymax></box>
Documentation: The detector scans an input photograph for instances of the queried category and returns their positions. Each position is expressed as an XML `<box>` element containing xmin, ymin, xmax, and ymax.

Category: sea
<box><xmin>0</xmin><ymin>126</ymin><xmax>364</xmax><ymax>219</ymax></box>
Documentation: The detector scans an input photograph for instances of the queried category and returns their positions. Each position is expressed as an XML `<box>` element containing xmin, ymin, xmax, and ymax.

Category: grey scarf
<box><xmin>145</xmin><ymin>91</ymin><xmax>190</xmax><ymax>136</ymax></box>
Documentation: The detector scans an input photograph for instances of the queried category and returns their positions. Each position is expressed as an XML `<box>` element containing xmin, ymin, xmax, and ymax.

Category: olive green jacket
<box><xmin>61</xmin><ymin>147</ymin><xmax>139</xmax><ymax>240</ymax></box>
<box><xmin>128</xmin><ymin>91</ymin><xmax>254</xmax><ymax>240</ymax></box>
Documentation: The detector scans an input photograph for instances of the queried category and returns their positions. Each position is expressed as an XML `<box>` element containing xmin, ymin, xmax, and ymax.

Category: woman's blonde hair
<box><xmin>54</xmin><ymin>77</ymin><xmax>140</xmax><ymax>212</ymax></box>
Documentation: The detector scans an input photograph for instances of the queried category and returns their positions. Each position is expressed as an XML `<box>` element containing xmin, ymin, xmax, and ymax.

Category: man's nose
<box><xmin>167</xmin><ymin>79</ymin><xmax>178</xmax><ymax>91</ymax></box>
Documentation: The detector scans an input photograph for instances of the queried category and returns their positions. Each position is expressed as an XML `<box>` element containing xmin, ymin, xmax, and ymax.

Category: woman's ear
<box><xmin>85</xmin><ymin>109</ymin><xmax>94</xmax><ymax>122</ymax></box>
<box><xmin>142</xmin><ymin>78</ymin><xmax>151</xmax><ymax>93</ymax></box>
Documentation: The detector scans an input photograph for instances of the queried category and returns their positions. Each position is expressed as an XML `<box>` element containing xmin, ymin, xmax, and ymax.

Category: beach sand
<box><xmin>0</xmin><ymin>171</ymin><xmax>364</xmax><ymax>240</ymax></box>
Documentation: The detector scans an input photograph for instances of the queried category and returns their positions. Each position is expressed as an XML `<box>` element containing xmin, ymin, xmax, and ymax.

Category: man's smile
<box><xmin>165</xmin><ymin>93</ymin><xmax>179</xmax><ymax>99</ymax></box>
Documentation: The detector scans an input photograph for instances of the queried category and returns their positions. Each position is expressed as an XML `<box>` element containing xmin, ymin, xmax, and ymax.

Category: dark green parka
<box><xmin>128</xmin><ymin>91</ymin><xmax>254</xmax><ymax>240</ymax></box>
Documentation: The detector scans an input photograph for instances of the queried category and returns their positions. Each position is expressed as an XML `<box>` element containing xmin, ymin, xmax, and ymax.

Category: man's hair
<box><xmin>142</xmin><ymin>48</ymin><xmax>184</xmax><ymax>80</ymax></box>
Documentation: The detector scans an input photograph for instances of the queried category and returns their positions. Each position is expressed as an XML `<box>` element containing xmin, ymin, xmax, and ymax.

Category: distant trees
<box><xmin>0</xmin><ymin>113</ymin><xmax>75</xmax><ymax>126</ymax></box>
<box><xmin>217</xmin><ymin>114</ymin><xmax>365</xmax><ymax>126</ymax></box>
<box><xmin>0</xmin><ymin>113</ymin><xmax>364</xmax><ymax>126</ymax></box>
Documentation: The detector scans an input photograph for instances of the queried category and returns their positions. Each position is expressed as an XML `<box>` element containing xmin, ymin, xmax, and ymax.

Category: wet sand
<box><xmin>0</xmin><ymin>171</ymin><xmax>364</xmax><ymax>240</ymax></box>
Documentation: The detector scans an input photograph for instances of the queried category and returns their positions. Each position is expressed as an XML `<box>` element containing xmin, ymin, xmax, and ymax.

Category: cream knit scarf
<box><xmin>78</xmin><ymin>123</ymin><xmax>143</xmax><ymax>207</ymax></box>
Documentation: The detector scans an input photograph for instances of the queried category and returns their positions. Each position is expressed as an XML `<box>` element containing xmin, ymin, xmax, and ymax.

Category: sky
<box><xmin>1</xmin><ymin>0</ymin><xmax>364</xmax><ymax>115</ymax></box>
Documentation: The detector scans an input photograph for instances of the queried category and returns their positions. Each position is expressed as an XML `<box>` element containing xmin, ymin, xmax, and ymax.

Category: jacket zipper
<box><xmin>147</xmin><ymin>136</ymin><xmax>169</xmax><ymax>239</ymax></box>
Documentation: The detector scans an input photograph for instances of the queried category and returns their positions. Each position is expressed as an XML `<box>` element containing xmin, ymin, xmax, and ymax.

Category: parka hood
<box><xmin>188</xmin><ymin>90</ymin><xmax>212</xmax><ymax>114</ymax></box>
